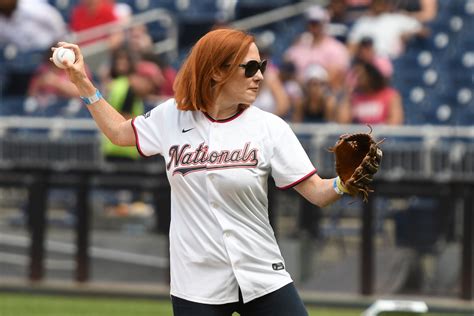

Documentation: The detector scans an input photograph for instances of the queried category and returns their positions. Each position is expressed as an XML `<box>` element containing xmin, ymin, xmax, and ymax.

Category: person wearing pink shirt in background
<box><xmin>283</xmin><ymin>5</ymin><xmax>350</xmax><ymax>93</ymax></box>
<box><xmin>339</xmin><ymin>59</ymin><xmax>404</xmax><ymax>125</ymax></box>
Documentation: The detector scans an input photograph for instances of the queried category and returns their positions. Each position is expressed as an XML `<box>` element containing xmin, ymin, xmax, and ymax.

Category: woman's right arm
<box><xmin>53</xmin><ymin>42</ymin><xmax>136</xmax><ymax>146</ymax></box>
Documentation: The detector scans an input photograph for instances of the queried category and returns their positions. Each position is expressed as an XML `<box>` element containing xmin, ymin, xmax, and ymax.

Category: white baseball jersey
<box><xmin>132</xmin><ymin>98</ymin><xmax>316</xmax><ymax>304</ymax></box>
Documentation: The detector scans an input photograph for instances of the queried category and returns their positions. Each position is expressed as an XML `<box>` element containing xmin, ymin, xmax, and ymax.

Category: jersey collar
<box><xmin>204</xmin><ymin>107</ymin><xmax>246</xmax><ymax>123</ymax></box>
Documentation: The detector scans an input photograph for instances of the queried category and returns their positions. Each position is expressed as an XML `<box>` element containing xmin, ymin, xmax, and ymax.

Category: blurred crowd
<box><xmin>256</xmin><ymin>0</ymin><xmax>436</xmax><ymax>126</ymax></box>
<box><xmin>0</xmin><ymin>0</ymin><xmax>440</xmax><ymax>126</ymax></box>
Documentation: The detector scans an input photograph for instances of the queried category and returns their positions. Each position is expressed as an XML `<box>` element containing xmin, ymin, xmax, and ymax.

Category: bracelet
<box><xmin>80</xmin><ymin>89</ymin><xmax>102</xmax><ymax>105</ymax></box>
<box><xmin>333</xmin><ymin>176</ymin><xmax>349</xmax><ymax>195</ymax></box>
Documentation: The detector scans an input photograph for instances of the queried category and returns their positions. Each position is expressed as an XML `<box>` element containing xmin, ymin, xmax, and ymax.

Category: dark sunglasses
<box><xmin>239</xmin><ymin>59</ymin><xmax>267</xmax><ymax>77</ymax></box>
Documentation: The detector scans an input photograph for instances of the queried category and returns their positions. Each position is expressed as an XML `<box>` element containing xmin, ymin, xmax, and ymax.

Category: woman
<box><xmin>347</xmin><ymin>60</ymin><xmax>404</xmax><ymax>125</ymax></box>
<box><xmin>54</xmin><ymin>28</ymin><xmax>353</xmax><ymax>316</ymax></box>
<box><xmin>293</xmin><ymin>63</ymin><xmax>339</xmax><ymax>123</ymax></box>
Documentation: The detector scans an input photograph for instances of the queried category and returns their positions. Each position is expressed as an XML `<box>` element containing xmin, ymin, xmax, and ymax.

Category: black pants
<box><xmin>171</xmin><ymin>283</ymin><xmax>308</xmax><ymax>316</ymax></box>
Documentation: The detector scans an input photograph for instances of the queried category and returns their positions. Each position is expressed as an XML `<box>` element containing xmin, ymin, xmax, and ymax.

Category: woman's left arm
<box><xmin>294</xmin><ymin>174</ymin><xmax>342</xmax><ymax>208</ymax></box>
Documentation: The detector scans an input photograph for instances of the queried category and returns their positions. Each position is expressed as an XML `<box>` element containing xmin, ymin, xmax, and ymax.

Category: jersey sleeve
<box><xmin>269</xmin><ymin>119</ymin><xmax>317</xmax><ymax>189</ymax></box>
<box><xmin>131</xmin><ymin>98</ymin><xmax>174</xmax><ymax>157</ymax></box>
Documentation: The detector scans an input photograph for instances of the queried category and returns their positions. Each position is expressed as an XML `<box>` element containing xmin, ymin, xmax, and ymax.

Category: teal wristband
<box><xmin>80</xmin><ymin>89</ymin><xmax>102</xmax><ymax>105</ymax></box>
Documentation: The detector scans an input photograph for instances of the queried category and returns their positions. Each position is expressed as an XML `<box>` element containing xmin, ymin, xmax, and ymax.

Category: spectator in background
<box><xmin>112</xmin><ymin>0</ymin><xmax>133</xmax><ymax>24</ymax></box>
<box><xmin>28</xmin><ymin>51</ymin><xmax>81</xmax><ymax>108</ymax></box>
<box><xmin>142</xmin><ymin>52</ymin><xmax>177</xmax><ymax>99</ymax></box>
<box><xmin>394</xmin><ymin>0</ymin><xmax>438</xmax><ymax>24</ymax></box>
<box><xmin>0</xmin><ymin>0</ymin><xmax>66</xmax><ymax>52</ymax></box>
<box><xmin>325</xmin><ymin>0</ymin><xmax>354</xmax><ymax>43</ymax></box>
<box><xmin>293</xmin><ymin>64</ymin><xmax>341</xmax><ymax>123</ymax></box>
<box><xmin>284</xmin><ymin>5</ymin><xmax>350</xmax><ymax>93</ymax></box>
<box><xmin>278</xmin><ymin>61</ymin><xmax>304</xmax><ymax>122</ymax></box>
<box><xmin>70</xmin><ymin>0</ymin><xmax>124</xmax><ymax>49</ymax></box>
<box><xmin>97</xmin><ymin>20</ymin><xmax>155</xmax><ymax>88</ymax></box>
<box><xmin>99</xmin><ymin>45</ymin><xmax>138</xmax><ymax>91</ymax></box>
<box><xmin>347</xmin><ymin>0</ymin><xmax>428</xmax><ymax>59</ymax></box>
<box><xmin>253</xmin><ymin>37</ymin><xmax>291</xmax><ymax>118</ymax></box>
<box><xmin>0</xmin><ymin>0</ymin><xmax>67</xmax><ymax>96</ymax></box>
<box><xmin>348</xmin><ymin>36</ymin><xmax>393</xmax><ymax>83</ymax></box>
<box><xmin>105</xmin><ymin>60</ymin><xmax>163</xmax><ymax>126</ymax></box>
<box><xmin>340</xmin><ymin>60</ymin><xmax>404</xmax><ymax>125</ymax></box>
<box><xmin>127</xmin><ymin>24</ymin><xmax>154</xmax><ymax>56</ymax></box>
<box><xmin>345</xmin><ymin>0</ymin><xmax>372</xmax><ymax>9</ymax></box>
<box><xmin>102</xmin><ymin>56</ymin><xmax>161</xmax><ymax>146</ymax></box>
<box><xmin>327</xmin><ymin>0</ymin><xmax>373</xmax><ymax>40</ymax></box>
<box><xmin>27</xmin><ymin>52</ymin><xmax>95</xmax><ymax>117</ymax></box>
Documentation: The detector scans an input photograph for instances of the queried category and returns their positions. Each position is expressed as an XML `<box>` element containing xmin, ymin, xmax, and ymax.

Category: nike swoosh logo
<box><xmin>182</xmin><ymin>128</ymin><xmax>194</xmax><ymax>133</ymax></box>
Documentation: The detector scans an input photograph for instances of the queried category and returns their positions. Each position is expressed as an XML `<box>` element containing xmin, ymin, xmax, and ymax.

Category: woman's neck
<box><xmin>206</xmin><ymin>108</ymin><xmax>240</xmax><ymax>120</ymax></box>
<box><xmin>207</xmin><ymin>101</ymin><xmax>241</xmax><ymax>120</ymax></box>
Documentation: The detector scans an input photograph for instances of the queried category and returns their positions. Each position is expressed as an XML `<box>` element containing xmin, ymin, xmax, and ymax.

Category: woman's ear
<box><xmin>211</xmin><ymin>69</ymin><xmax>226</xmax><ymax>82</ymax></box>
<box><xmin>211</xmin><ymin>73</ymin><xmax>223</xmax><ymax>82</ymax></box>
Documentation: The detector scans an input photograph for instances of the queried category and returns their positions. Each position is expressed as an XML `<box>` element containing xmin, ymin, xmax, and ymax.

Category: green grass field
<box><xmin>0</xmin><ymin>293</ymin><xmax>364</xmax><ymax>316</ymax></box>
<box><xmin>0</xmin><ymin>293</ymin><xmax>461</xmax><ymax>316</ymax></box>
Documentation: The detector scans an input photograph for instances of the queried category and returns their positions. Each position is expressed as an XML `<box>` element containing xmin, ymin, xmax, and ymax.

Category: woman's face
<box><xmin>307</xmin><ymin>79</ymin><xmax>325</xmax><ymax>94</ymax></box>
<box><xmin>218</xmin><ymin>43</ymin><xmax>264</xmax><ymax>107</ymax></box>
<box><xmin>114</xmin><ymin>53</ymin><xmax>131</xmax><ymax>75</ymax></box>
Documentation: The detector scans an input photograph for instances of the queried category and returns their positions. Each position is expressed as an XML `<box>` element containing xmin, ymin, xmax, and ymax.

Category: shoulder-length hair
<box><xmin>173</xmin><ymin>28</ymin><xmax>255</xmax><ymax>112</ymax></box>
<box><xmin>354</xmin><ymin>59</ymin><xmax>388</xmax><ymax>92</ymax></box>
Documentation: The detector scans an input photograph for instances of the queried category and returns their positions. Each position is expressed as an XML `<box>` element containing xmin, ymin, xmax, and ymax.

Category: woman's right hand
<box><xmin>50</xmin><ymin>42</ymin><xmax>94</xmax><ymax>94</ymax></box>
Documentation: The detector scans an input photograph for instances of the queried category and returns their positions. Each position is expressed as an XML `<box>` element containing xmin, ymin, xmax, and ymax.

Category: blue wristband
<box><xmin>80</xmin><ymin>89</ymin><xmax>102</xmax><ymax>105</ymax></box>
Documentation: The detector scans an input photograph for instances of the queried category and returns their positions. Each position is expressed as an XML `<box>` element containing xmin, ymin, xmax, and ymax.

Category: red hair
<box><xmin>173</xmin><ymin>28</ymin><xmax>254</xmax><ymax>112</ymax></box>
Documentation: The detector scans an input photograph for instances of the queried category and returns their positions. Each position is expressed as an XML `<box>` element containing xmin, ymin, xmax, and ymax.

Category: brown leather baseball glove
<box><xmin>329</xmin><ymin>126</ymin><xmax>383</xmax><ymax>202</ymax></box>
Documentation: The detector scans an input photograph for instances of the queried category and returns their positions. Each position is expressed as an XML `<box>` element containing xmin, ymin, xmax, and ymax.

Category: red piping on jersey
<box><xmin>131</xmin><ymin>118</ymin><xmax>151</xmax><ymax>158</ymax></box>
<box><xmin>277</xmin><ymin>169</ymin><xmax>317</xmax><ymax>190</ymax></box>
<box><xmin>204</xmin><ymin>108</ymin><xmax>245</xmax><ymax>123</ymax></box>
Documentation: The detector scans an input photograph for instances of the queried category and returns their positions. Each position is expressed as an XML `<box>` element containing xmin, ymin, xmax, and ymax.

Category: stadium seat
<box><xmin>235</xmin><ymin>0</ymin><xmax>293</xmax><ymax>19</ymax></box>
<box><xmin>175</xmin><ymin>0</ymin><xmax>234</xmax><ymax>49</ymax></box>
<box><xmin>1</xmin><ymin>47</ymin><xmax>46</xmax><ymax>97</ymax></box>
<box><xmin>123</xmin><ymin>0</ymin><xmax>176</xmax><ymax>13</ymax></box>
<box><xmin>0</xmin><ymin>96</ymin><xmax>26</xmax><ymax>116</ymax></box>
<box><xmin>425</xmin><ymin>95</ymin><xmax>457</xmax><ymax>125</ymax></box>
<box><xmin>446</xmin><ymin>0</ymin><xmax>474</xmax><ymax>16</ymax></box>
<box><xmin>454</xmin><ymin>89</ymin><xmax>474</xmax><ymax>125</ymax></box>
<box><xmin>48</xmin><ymin>0</ymin><xmax>78</xmax><ymax>22</ymax></box>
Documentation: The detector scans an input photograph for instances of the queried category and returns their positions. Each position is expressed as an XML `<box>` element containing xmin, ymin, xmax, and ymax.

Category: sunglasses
<box><xmin>239</xmin><ymin>59</ymin><xmax>267</xmax><ymax>77</ymax></box>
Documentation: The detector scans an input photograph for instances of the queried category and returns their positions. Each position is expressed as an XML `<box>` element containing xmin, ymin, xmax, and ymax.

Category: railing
<box><xmin>2</xmin><ymin>118</ymin><xmax>474</xmax><ymax>182</ymax></box>
<box><xmin>229</xmin><ymin>1</ymin><xmax>319</xmax><ymax>30</ymax></box>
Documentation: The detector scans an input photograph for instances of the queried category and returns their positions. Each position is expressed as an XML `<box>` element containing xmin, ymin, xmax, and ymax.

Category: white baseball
<box><xmin>52</xmin><ymin>47</ymin><xmax>75</xmax><ymax>69</ymax></box>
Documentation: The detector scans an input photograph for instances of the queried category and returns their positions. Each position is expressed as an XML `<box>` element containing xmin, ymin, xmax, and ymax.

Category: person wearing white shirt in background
<box><xmin>347</xmin><ymin>0</ymin><xmax>428</xmax><ymax>59</ymax></box>
<box><xmin>0</xmin><ymin>0</ymin><xmax>66</xmax><ymax>52</ymax></box>
<box><xmin>0</xmin><ymin>0</ymin><xmax>67</xmax><ymax>96</ymax></box>
<box><xmin>54</xmin><ymin>28</ymin><xmax>357</xmax><ymax>316</ymax></box>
